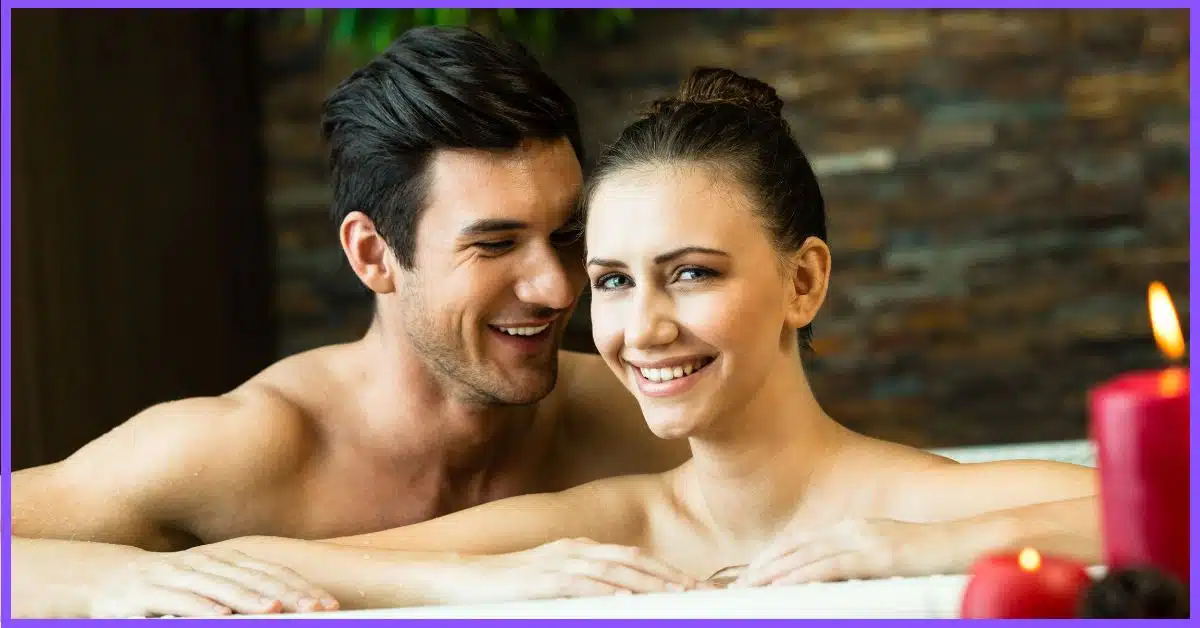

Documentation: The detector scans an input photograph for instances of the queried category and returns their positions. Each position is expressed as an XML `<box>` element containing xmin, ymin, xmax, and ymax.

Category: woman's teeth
<box><xmin>498</xmin><ymin>323</ymin><xmax>550</xmax><ymax>336</ymax></box>
<box><xmin>638</xmin><ymin>358</ymin><xmax>712</xmax><ymax>382</ymax></box>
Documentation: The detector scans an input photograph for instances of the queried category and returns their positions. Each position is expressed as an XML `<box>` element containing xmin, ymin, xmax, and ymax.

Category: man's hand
<box><xmin>465</xmin><ymin>537</ymin><xmax>701</xmax><ymax>602</ymax></box>
<box><xmin>733</xmin><ymin>518</ymin><xmax>949</xmax><ymax>588</ymax></box>
<box><xmin>88</xmin><ymin>547</ymin><xmax>340</xmax><ymax>617</ymax></box>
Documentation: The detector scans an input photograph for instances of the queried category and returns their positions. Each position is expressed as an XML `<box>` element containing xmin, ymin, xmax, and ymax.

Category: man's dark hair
<box><xmin>322</xmin><ymin>26</ymin><xmax>584</xmax><ymax>267</ymax></box>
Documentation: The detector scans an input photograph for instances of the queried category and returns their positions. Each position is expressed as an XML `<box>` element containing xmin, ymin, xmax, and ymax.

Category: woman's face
<box><xmin>586</xmin><ymin>164</ymin><xmax>804</xmax><ymax>439</ymax></box>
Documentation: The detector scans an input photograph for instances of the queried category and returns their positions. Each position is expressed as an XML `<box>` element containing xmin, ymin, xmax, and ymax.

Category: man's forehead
<box><xmin>427</xmin><ymin>141</ymin><xmax>582</xmax><ymax>229</ymax></box>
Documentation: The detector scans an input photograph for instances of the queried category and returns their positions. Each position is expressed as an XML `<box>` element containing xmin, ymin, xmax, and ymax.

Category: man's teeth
<box><xmin>498</xmin><ymin>324</ymin><xmax>550</xmax><ymax>337</ymax></box>
<box><xmin>638</xmin><ymin>359</ymin><xmax>710</xmax><ymax>382</ymax></box>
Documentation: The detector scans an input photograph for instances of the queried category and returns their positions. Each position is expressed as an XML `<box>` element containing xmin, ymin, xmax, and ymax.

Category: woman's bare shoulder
<box><xmin>844</xmin><ymin>433</ymin><xmax>1094</xmax><ymax>522</ymax></box>
<box><xmin>824</xmin><ymin>431</ymin><xmax>958</xmax><ymax>519</ymax></box>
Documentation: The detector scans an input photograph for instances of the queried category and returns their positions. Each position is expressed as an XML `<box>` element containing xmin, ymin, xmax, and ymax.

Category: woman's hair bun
<box><xmin>643</xmin><ymin>67</ymin><xmax>784</xmax><ymax>119</ymax></box>
<box><xmin>677</xmin><ymin>67</ymin><xmax>784</xmax><ymax>117</ymax></box>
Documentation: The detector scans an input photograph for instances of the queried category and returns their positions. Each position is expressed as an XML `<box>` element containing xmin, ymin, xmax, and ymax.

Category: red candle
<box><xmin>960</xmin><ymin>548</ymin><xmax>1093</xmax><ymax>618</ymax></box>
<box><xmin>1088</xmin><ymin>282</ymin><xmax>1190</xmax><ymax>584</ymax></box>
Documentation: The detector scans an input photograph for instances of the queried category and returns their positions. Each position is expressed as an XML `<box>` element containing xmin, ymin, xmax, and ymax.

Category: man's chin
<box><xmin>479</xmin><ymin>363</ymin><xmax>558</xmax><ymax>406</ymax></box>
<box><xmin>504</xmin><ymin>372</ymin><xmax>558</xmax><ymax>405</ymax></box>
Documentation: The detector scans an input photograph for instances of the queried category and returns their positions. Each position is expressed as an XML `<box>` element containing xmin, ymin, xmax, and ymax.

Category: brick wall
<box><xmin>261</xmin><ymin>9</ymin><xmax>1190</xmax><ymax>448</ymax></box>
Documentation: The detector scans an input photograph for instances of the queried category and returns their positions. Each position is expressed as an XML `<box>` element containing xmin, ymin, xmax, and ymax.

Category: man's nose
<box><xmin>514</xmin><ymin>248</ymin><xmax>580</xmax><ymax>311</ymax></box>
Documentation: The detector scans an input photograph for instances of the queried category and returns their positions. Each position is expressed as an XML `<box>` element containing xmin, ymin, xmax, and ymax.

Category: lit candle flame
<box><xmin>1148</xmin><ymin>281</ymin><xmax>1186</xmax><ymax>361</ymax></box>
<box><xmin>1018</xmin><ymin>548</ymin><xmax>1041</xmax><ymax>572</ymax></box>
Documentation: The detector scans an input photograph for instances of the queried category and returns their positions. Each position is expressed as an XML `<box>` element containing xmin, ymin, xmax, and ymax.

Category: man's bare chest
<box><xmin>203</xmin><ymin>454</ymin><xmax>549</xmax><ymax>543</ymax></box>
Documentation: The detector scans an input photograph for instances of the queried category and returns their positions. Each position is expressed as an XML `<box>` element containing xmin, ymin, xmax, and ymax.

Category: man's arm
<box><xmin>12</xmin><ymin>391</ymin><xmax>317</xmax><ymax>617</ymax></box>
<box><xmin>208</xmin><ymin>476</ymin><xmax>696</xmax><ymax>610</ymax></box>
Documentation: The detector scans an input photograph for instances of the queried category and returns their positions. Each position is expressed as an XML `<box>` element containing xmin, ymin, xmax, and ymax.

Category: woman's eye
<box><xmin>676</xmin><ymin>267</ymin><xmax>717</xmax><ymax>282</ymax></box>
<box><xmin>594</xmin><ymin>274</ymin><xmax>631</xmax><ymax>291</ymax></box>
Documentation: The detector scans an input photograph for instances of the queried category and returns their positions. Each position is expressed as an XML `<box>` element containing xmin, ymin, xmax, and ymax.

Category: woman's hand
<box><xmin>463</xmin><ymin>537</ymin><xmax>701</xmax><ymax>602</ymax></box>
<box><xmin>733</xmin><ymin>518</ymin><xmax>951</xmax><ymax>588</ymax></box>
<box><xmin>87</xmin><ymin>546</ymin><xmax>340</xmax><ymax>617</ymax></box>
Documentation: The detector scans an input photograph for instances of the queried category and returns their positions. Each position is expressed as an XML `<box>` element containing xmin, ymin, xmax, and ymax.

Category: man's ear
<box><xmin>339</xmin><ymin>211</ymin><xmax>396</xmax><ymax>294</ymax></box>
<box><xmin>783</xmin><ymin>236</ymin><xmax>831</xmax><ymax>331</ymax></box>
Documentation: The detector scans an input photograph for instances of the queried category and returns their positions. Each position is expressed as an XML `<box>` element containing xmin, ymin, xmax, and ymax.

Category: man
<box><xmin>13</xmin><ymin>26</ymin><xmax>692</xmax><ymax>617</ymax></box>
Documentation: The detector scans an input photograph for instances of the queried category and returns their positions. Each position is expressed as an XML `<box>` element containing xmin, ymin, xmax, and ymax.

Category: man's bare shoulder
<box><xmin>554</xmin><ymin>351</ymin><xmax>634</xmax><ymax>413</ymax></box>
<box><xmin>549</xmin><ymin>352</ymin><xmax>690</xmax><ymax>483</ymax></box>
<box><xmin>71</xmin><ymin>346</ymin><xmax>348</xmax><ymax>502</ymax></box>
<box><xmin>11</xmin><ymin>362</ymin><xmax>326</xmax><ymax>546</ymax></box>
<box><xmin>73</xmin><ymin>383</ymin><xmax>315</xmax><ymax>497</ymax></box>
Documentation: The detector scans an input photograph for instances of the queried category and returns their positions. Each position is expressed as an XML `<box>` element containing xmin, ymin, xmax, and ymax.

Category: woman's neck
<box><xmin>673</xmin><ymin>355</ymin><xmax>852</xmax><ymax>551</ymax></box>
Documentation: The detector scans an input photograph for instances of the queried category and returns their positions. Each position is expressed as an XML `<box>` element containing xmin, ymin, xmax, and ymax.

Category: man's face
<box><xmin>397</xmin><ymin>138</ymin><xmax>586</xmax><ymax>405</ymax></box>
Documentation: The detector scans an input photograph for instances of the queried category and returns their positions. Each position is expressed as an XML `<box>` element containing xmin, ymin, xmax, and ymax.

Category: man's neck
<box><xmin>350</xmin><ymin>320</ymin><xmax>546</xmax><ymax>476</ymax></box>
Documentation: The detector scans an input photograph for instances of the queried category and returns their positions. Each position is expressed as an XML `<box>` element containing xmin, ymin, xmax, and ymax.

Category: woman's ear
<box><xmin>784</xmin><ymin>236</ymin><xmax>831</xmax><ymax>330</ymax></box>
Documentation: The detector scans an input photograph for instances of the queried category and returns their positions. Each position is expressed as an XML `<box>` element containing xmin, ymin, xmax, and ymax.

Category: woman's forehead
<box><xmin>590</xmin><ymin>163</ymin><xmax>753</xmax><ymax>210</ymax></box>
<box><xmin>586</xmin><ymin>167</ymin><xmax>760</xmax><ymax>246</ymax></box>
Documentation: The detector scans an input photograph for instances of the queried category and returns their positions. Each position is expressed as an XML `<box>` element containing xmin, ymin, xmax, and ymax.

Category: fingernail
<box><xmin>617</xmin><ymin>589</ymin><xmax>633</xmax><ymax>596</ymax></box>
<box><xmin>299</xmin><ymin>597</ymin><xmax>319</xmax><ymax>610</ymax></box>
<box><xmin>321</xmin><ymin>597</ymin><xmax>339</xmax><ymax>610</ymax></box>
<box><xmin>668</xmin><ymin>583</ymin><xmax>684</xmax><ymax>592</ymax></box>
<box><xmin>214</xmin><ymin>605</ymin><xmax>232</xmax><ymax>615</ymax></box>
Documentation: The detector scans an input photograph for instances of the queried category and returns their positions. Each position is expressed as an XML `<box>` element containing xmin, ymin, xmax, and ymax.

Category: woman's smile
<box><xmin>628</xmin><ymin>355</ymin><xmax>718</xmax><ymax>397</ymax></box>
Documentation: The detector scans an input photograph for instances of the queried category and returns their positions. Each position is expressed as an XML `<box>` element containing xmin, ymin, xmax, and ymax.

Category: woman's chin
<box><xmin>645</xmin><ymin>412</ymin><xmax>707</xmax><ymax>440</ymax></box>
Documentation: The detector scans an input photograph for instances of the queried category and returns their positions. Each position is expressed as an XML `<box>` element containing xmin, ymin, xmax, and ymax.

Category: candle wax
<box><xmin>1089</xmin><ymin>367</ymin><xmax>1190</xmax><ymax>584</ymax></box>
<box><xmin>961</xmin><ymin>552</ymin><xmax>1093</xmax><ymax>618</ymax></box>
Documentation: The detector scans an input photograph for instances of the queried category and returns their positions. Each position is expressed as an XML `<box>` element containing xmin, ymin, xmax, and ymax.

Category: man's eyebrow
<box><xmin>586</xmin><ymin>247</ymin><xmax>730</xmax><ymax>269</ymax></box>
<box><xmin>556</xmin><ymin>198</ymin><xmax>585</xmax><ymax>232</ymax></box>
<box><xmin>459</xmin><ymin>219</ymin><xmax>528</xmax><ymax>237</ymax></box>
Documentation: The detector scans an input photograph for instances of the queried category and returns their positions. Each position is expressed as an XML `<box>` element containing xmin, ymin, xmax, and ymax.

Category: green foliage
<box><xmin>259</xmin><ymin>8</ymin><xmax>636</xmax><ymax>57</ymax></box>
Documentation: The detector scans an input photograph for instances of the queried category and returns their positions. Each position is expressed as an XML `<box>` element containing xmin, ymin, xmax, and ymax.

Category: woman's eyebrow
<box><xmin>586</xmin><ymin>246</ymin><xmax>730</xmax><ymax>269</ymax></box>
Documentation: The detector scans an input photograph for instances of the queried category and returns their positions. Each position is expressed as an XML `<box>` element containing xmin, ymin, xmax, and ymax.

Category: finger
<box><xmin>138</xmin><ymin>586</ymin><xmax>235</xmax><ymax>618</ymax></box>
<box><xmin>222</xmin><ymin>552</ymin><xmax>338</xmax><ymax>612</ymax></box>
<box><xmin>735</xmin><ymin>544</ymin><xmax>842</xmax><ymax>587</ymax></box>
<box><xmin>747</xmin><ymin>531</ymin><xmax>818</xmax><ymax>571</ymax></box>
<box><xmin>581</xmin><ymin>545</ymin><xmax>698</xmax><ymax>587</ymax></box>
<box><xmin>770</xmin><ymin>552</ymin><xmax>860</xmax><ymax>586</ymax></box>
<box><xmin>564</xmin><ymin>558</ymin><xmax>683</xmax><ymax>594</ymax></box>
<box><xmin>549</xmin><ymin>574</ymin><xmax>632</xmax><ymax>600</ymax></box>
<box><xmin>161</xmin><ymin>563</ymin><xmax>285</xmax><ymax>615</ymax></box>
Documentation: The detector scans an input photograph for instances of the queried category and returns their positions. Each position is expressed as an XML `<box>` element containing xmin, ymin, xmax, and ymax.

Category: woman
<box><xmin>98</xmin><ymin>67</ymin><xmax>1102</xmax><ymax>613</ymax></box>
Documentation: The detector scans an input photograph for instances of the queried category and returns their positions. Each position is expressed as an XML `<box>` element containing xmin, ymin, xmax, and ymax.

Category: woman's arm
<box><xmin>901</xmin><ymin>460</ymin><xmax>1100</xmax><ymax>566</ymax></box>
<box><xmin>734</xmin><ymin>459</ymin><xmax>1100</xmax><ymax>586</ymax></box>
<box><xmin>939</xmin><ymin>495</ymin><xmax>1100</xmax><ymax>567</ymax></box>
<box><xmin>893</xmin><ymin>459</ymin><xmax>1096</xmax><ymax>523</ymax></box>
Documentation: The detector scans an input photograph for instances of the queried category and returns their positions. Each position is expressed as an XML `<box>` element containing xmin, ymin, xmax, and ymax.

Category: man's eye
<box><xmin>475</xmin><ymin>241</ymin><xmax>515</xmax><ymax>254</ymax></box>
<box><xmin>551</xmin><ymin>229</ymin><xmax>582</xmax><ymax>247</ymax></box>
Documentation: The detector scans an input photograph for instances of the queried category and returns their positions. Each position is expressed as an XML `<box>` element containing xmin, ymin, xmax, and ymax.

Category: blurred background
<box><xmin>11</xmin><ymin>8</ymin><xmax>1190</xmax><ymax>470</ymax></box>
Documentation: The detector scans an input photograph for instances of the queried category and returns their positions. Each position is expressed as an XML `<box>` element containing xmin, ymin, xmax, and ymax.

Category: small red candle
<box><xmin>961</xmin><ymin>548</ymin><xmax>1093</xmax><ymax>618</ymax></box>
<box><xmin>1088</xmin><ymin>281</ymin><xmax>1190</xmax><ymax>584</ymax></box>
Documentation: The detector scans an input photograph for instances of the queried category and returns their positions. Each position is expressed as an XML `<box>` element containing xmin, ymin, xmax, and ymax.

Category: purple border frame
<box><xmin>1</xmin><ymin>3</ymin><xmax>1195</xmax><ymax>625</ymax></box>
